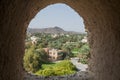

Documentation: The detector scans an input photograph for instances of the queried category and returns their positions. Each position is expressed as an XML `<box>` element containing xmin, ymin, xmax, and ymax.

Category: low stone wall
<box><xmin>24</xmin><ymin>71</ymin><xmax>93</xmax><ymax>80</ymax></box>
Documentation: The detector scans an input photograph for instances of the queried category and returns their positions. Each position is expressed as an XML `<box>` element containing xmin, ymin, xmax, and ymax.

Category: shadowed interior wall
<box><xmin>0</xmin><ymin>0</ymin><xmax>120</xmax><ymax>80</ymax></box>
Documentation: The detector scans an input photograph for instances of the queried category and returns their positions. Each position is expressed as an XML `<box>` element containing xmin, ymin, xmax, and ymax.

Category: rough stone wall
<box><xmin>0</xmin><ymin>0</ymin><xmax>120</xmax><ymax>80</ymax></box>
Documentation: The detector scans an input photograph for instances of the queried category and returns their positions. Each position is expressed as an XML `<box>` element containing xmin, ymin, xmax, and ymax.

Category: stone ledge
<box><xmin>24</xmin><ymin>71</ymin><xmax>94</xmax><ymax>80</ymax></box>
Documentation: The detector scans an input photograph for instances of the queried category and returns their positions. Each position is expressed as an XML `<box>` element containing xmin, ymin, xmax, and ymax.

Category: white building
<box><xmin>30</xmin><ymin>36</ymin><xmax>38</xmax><ymax>44</ymax></box>
<box><xmin>51</xmin><ymin>34</ymin><xmax>58</xmax><ymax>38</ymax></box>
<box><xmin>81</xmin><ymin>36</ymin><xmax>88</xmax><ymax>43</ymax></box>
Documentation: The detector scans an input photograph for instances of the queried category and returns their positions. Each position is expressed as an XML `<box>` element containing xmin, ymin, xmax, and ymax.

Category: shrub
<box><xmin>35</xmin><ymin>60</ymin><xmax>77</xmax><ymax>76</ymax></box>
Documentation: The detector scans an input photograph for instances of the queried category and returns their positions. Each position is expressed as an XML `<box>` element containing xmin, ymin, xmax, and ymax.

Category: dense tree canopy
<box><xmin>24</xmin><ymin>33</ymin><xmax>90</xmax><ymax>74</ymax></box>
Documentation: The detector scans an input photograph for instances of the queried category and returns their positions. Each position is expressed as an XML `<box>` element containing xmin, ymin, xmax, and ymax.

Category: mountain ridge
<box><xmin>27</xmin><ymin>26</ymin><xmax>85</xmax><ymax>34</ymax></box>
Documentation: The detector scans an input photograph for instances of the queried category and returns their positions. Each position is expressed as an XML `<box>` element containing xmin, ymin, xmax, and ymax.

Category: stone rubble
<box><xmin>24</xmin><ymin>71</ymin><xmax>94</xmax><ymax>80</ymax></box>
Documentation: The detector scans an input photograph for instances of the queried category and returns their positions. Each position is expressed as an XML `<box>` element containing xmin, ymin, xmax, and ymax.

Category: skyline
<box><xmin>28</xmin><ymin>3</ymin><xmax>85</xmax><ymax>33</ymax></box>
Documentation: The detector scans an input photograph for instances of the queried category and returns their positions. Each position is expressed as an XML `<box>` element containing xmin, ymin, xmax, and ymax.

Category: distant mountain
<box><xmin>27</xmin><ymin>26</ymin><xmax>85</xmax><ymax>34</ymax></box>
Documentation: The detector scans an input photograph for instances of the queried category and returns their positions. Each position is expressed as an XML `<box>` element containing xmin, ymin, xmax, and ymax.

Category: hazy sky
<box><xmin>28</xmin><ymin>3</ymin><xmax>85</xmax><ymax>33</ymax></box>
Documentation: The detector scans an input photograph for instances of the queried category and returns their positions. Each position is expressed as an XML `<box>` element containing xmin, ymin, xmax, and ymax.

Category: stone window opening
<box><xmin>23</xmin><ymin>3</ymin><xmax>91</xmax><ymax>79</ymax></box>
<box><xmin>1</xmin><ymin>0</ymin><xmax>120</xmax><ymax>80</ymax></box>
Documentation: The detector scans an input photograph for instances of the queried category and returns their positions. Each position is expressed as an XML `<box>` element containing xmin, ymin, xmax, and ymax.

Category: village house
<box><xmin>43</xmin><ymin>48</ymin><xmax>66</xmax><ymax>61</ymax></box>
<box><xmin>81</xmin><ymin>36</ymin><xmax>88</xmax><ymax>43</ymax></box>
<box><xmin>51</xmin><ymin>34</ymin><xmax>58</xmax><ymax>38</ymax></box>
<box><xmin>30</xmin><ymin>36</ymin><xmax>38</xmax><ymax>45</ymax></box>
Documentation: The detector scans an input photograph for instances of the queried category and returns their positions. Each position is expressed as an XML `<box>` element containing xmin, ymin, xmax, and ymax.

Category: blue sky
<box><xmin>28</xmin><ymin>3</ymin><xmax>85</xmax><ymax>33</ymax></box>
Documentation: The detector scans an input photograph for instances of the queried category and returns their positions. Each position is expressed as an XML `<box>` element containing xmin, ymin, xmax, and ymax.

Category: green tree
<box><xmin>78</xmin><ymin>44</ymin><xmax>90</xmax><ymax>64</ymax></box>
<box><xmin>23</xmin><ymin>46</ymin><xmax>47</xmax><ymax>73</ymax></box>
<box><xmin>79</xmin><ymin>44</ymin><xmax>90</xmax><ymax>54</ymax></box>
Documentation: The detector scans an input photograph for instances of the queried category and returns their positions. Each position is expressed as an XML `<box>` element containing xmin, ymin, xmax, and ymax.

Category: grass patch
<box><xmin>35</xmin><ymin>60</ymin><xmax>77</xmax><ymax>76</ymax></box>
<box><xmin>72</xmin><ymin>51</ymin><xmax>79</xmax><ymax>57</ymax></box>
<box><xmin>41</xmin><ymin>63</ymin><xmax>55</xmax><ymax>69</ymax></box>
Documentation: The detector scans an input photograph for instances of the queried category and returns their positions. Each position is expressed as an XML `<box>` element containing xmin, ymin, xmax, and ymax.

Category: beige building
<box><xmin>43</xmin><ymin>48</ymin><xmax>66</xmax><ymax>61</ymax></box>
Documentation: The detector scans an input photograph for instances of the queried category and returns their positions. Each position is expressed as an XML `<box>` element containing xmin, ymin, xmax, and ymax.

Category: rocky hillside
<box><xmin>27</xmin><ymin>26</ymin><xmax>84</xmax><ymax>34</ymax></box>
